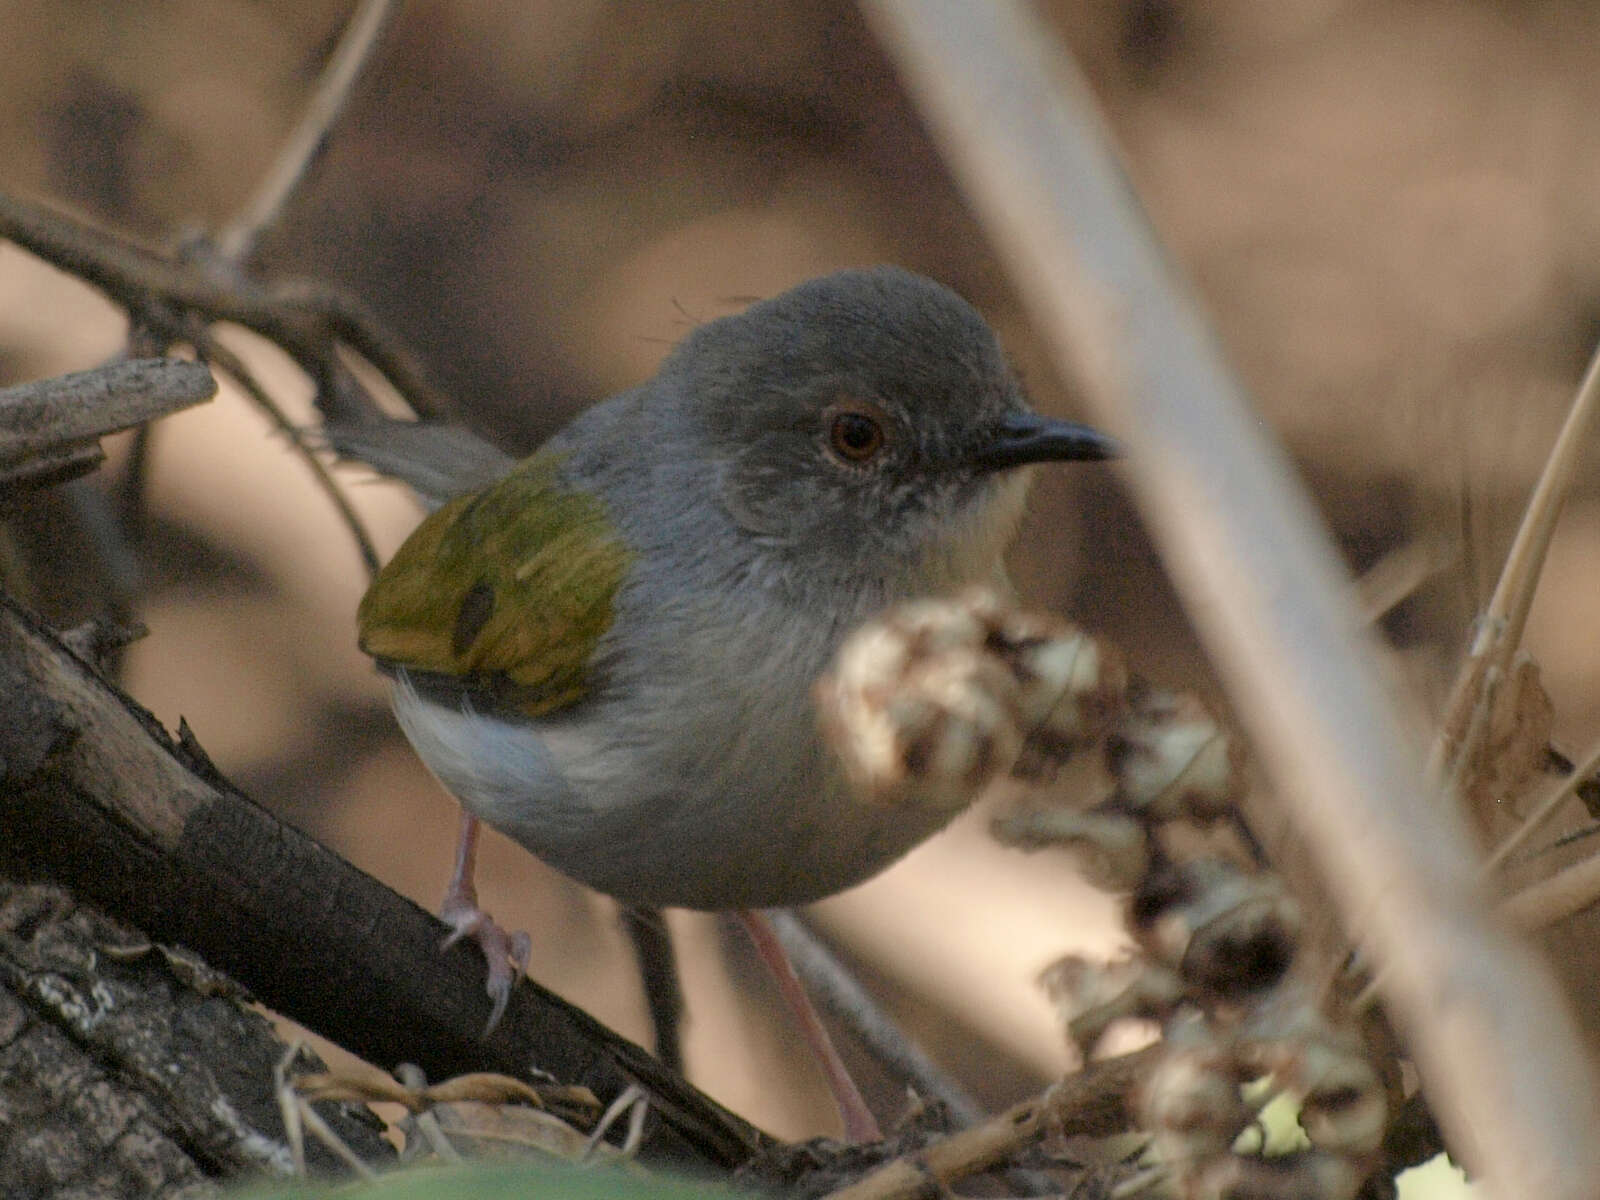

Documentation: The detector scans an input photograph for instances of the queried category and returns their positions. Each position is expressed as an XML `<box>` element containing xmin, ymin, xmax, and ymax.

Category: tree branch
<box><xmin>0</xmin><ymin>192</ymin><xmax>450</xmax><ymax>424</ymax></box>
<box><xmin>0</xmin><ymin>358</ymin><xmax>214</xmax><ymax>496</ymax></box>
<box><xmin>0</xmin><ymin>593</ymin><xmax>766</xmax><ymax>1175</ymax></box>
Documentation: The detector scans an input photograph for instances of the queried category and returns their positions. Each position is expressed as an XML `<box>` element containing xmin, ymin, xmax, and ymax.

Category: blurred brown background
<box><xmin>3</xmin><ymin>0</ymin><xmax>1600</xmax><ymax>1143</ymax></box>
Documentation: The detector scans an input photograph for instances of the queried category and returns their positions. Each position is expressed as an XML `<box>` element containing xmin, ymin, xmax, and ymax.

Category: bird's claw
<box><xmin>440</xmin><ymin>899</ymin><xmax>531</xmax><ymax>1034</ymax></box>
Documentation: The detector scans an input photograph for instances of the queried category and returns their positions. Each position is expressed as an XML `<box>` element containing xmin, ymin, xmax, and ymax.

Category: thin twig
<box><xmin>0</xmin><ymin>358</ymin><xmax>214</xmax><ymax>496</ymax></box>
<box><xmin>0</xmin><ymin>193</ymin><xmax>451</xmax><ymax>422</ymax></box>
<box><xmin>0</xmin><ymin>358</ymin><xmax>215</xmax><ymax>460</ymax></box>
<box><xmin>1355</xmin><ymin>535</ymin><xmax>1457</xmax><ymax>625</ymax></box>
<box><xmin>273</xmin><ymin>1042</ymin><xmax>311</xmax><ymax>1177</ymax></box>
<box><xmin>1483</xmin><ymin>733</ymin><xmax>1600</xmax><ymax>874</ymax></box>
<box><xmin>769</xmin><ymin>910</ymin><xmax>983</xmax><ymax>1127</ymax></box>
<box><xmin>189</xmin><ymin>326</ymin><xmax>380</xmax><ymax>576</ymax></box>
<box><xmin>821</xmin><ymin>1048</ymin><xmax>1150</xmax><ymax>1200</ymax></box>
<box><xmin>1430</xmin><ymin>343</ymin><xmax>1600</xmax><ymax>781</ymax></box>
<box><xmin>1501</xmin><ymin>849</ymin><xmax>1600</xmax><ymax>932</ymax></box>
<box><xmin>214</xmin><ymin>0</ymin><xmax>398</xmax><ymax>264</ymax></box>
<box><xmin>1355</xmin><ymin>728</ymin><xmax>1600</xmax><ymax>1014</ymax></box>
<box><xmin>857</xmin><ymin>3</ymin><xmax>1600</xmax><ymax>1196</ymax></box>
<box><xmin>295</xmin><ymin>1098</ymin><xmax>380</xmax><ymax>1181</ymax></box>
<box><xmin>739</xmin><ymin>910</ymin><xmax>880</xmax><ymax>1143</ymax></box>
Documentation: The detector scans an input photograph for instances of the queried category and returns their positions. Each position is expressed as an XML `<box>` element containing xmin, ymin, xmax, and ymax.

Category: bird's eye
<box><xmin>825</xmin><ymin>404</ymin><xmax>887</xmax><ymax>464</ymax></box>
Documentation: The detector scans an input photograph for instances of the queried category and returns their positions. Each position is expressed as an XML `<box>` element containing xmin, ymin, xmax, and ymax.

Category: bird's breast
<box><xmin>390</xmin><ymin>571</ymin><xmax>960</xmax><ymax>909</ymax></box>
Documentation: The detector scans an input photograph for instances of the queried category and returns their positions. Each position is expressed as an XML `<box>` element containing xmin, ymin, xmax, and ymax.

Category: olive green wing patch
<box><xmin>357</xmin><ymin>452</ymin><xmax>630</xmax><ymax>717</ymax></box>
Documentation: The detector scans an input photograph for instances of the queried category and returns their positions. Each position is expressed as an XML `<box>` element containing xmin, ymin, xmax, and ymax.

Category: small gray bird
<box><xmin>352</xmin><ymin>266</ymin><xmax>1114</xmax><ymax>1065</ymax></box>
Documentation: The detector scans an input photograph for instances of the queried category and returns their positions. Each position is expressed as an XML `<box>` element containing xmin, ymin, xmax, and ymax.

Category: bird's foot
<box><xmin>440</xmin><ymin>891</ymin><xmax>531</xmax><ymax>1034</ymax></box>
<box><xmin>439</xmin><ymin>810</ymin><xmax>530</xmax><ymax>1033</ymax></box>
<box><xmin>583</xmin><ymin>1083</ymin><xmax>651</xmax><ymax>1160</ymax></box>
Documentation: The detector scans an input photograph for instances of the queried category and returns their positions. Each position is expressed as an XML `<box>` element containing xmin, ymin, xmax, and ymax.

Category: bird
<box><xmin>351</xmin><ymin>265</ymin><xmax>1115</xmax><ymax>1136</ymax></box>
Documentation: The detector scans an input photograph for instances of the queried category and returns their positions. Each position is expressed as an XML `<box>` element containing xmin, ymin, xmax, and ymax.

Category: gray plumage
<box><xmin>352</xmin><ymin>267</ymin><xmax>1113</xmax><ymax>909</ymax></box>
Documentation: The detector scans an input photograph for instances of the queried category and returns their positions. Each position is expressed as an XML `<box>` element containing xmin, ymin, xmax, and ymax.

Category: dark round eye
<box><xmin>827</xmin><ymin>408</ymin><xmax>886</xmax><ymax>463</ymax></box>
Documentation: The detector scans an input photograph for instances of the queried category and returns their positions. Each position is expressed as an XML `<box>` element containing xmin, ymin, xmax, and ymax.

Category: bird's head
<box><xmin>658</xmin><ymin>266</ymin><xmax>1116</xmax><ymax>588</ymax></box>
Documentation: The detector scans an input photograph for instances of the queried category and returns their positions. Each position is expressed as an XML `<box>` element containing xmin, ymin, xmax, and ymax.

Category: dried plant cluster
<box><xmin>820</xmin><ymin>589</ymin><xmax>1390</xmax><ymax>1199</ymax></box>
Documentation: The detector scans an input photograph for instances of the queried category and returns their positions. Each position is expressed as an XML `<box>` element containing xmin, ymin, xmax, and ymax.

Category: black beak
<box><xmin>969</xmin><ymin>411</ymin><xmax>1120</xmax><ymax>472</ymax></box>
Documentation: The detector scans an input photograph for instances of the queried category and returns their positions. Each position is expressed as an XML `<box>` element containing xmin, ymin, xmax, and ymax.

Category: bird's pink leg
<box><xmin>738</xmin><ymin>909</ymin><xmax>882</xmax><ymax>1143</ymax></box>
<box><xmin>439</xmin><ymin>810</ymin><xmax>531</xmax><ymax>1032</ymax></box>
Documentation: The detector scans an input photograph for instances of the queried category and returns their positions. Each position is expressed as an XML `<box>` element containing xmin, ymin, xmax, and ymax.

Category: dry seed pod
<box><xmin>1004</xmin><ymin>617</ymin><xmax>1128</xmax><ymax>754</ymax></box>
<box><xmin>1188</xmin><ymin>1150</ymin><xmax>1366</xmax><ymax>1200</ymax></box>
<box><xmin>817</xmin><ymin>593</ymin><xmax>1024</xmax><ymax>809</ymax></box>
<box><xmin>1038</xmin><ymin>953</ymin><xmax>1184</xmax><ymax>1053</ymax></box>
<box><xmin>1295</xmin><ymin>1053</ymin><xmax>1387</xmax><ymax>1161</ymax></box>
<box><xmin>817</xmin><ymin>591</ymin><xmax>1123</xmax><ymax>809</ymax></box>
<box><xmin>991</xmin><ymin>804</ymin><xmax>1150</xmax><ymax>891</ymax></box>
<box><xmin>1138</xmin><ymin>1026</ymin><xmax>1253</xmax><ymax>1182</ymax></box>
<box><xmin>1235</xmin><ymin>1027</ymin><xmax>1387</xmax><ymax>1160</ymax></box>
<box><xmin>1108</xmin><ymin>689</ymin><xmax>1245</xmax><ymax>822</ymax></box>
<box><xmin>1130</xmin><ymin>859</ymin><xmax>1299</xmax><ymax>1001</ymax></box>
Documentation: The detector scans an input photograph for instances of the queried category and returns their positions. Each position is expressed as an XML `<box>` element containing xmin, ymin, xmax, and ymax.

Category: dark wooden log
<box><xmin>0</xmin><ymin>880</ymin><xmax>393</xmax><ymax>1196</ymax></box>
<box><xmin>0</xmin><ymin>595</ymin><xmax>768</xmax><ymax>1176</ymax></box>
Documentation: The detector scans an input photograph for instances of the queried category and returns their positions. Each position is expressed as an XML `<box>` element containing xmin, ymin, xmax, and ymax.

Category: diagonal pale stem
<box><xmin>857</xmin><ymin>2</ymin><xmax>1600</xmax><ymax>1196</ymax></box>
<box><xmin>1482</xmin><ymin>346</ymin><xmax>1600</xmax><ymax>661</ymax></box>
